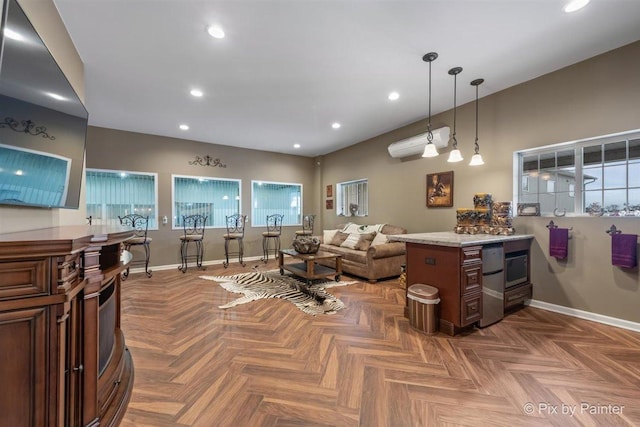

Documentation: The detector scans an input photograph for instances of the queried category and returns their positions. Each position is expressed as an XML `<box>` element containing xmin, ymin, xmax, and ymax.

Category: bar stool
<box><xmin>118</xmin><ymin>214</ymin><xmax>152</xmax><ymax>279</ymax></box>
<box><xmin>178</xmin><ymin>214</ymin><xmax>207</xmax><ymax>273</ymax></box>
<box><xmin>261</xmin><ymin>214</ymin><xmax>284</xmax><ymax>263</ymax></box>
<box><xmin>295</xmin><ymin>214</ymin><xmax>315</xmax><ymax>239</ymax></box>
<box><xmin>223</xmin><ymin>213</ymin><xmax>246</xmax><ymax>268</ymax></box>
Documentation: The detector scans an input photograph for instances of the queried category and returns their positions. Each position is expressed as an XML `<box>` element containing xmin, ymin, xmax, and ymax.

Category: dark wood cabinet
<box><xmin>0</xmin><ymin>225</ymin><xmax>134</xmax><ymax>427</ymax></box>
<box><xmin>405</xmin><ymin>243</ymin><xmax>483</xmax><ymax>335</ymax></box>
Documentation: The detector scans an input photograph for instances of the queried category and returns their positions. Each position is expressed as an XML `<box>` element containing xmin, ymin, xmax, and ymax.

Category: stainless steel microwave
<box><xmin>505</xmin><ymin>253</ymin><xmax>528</xmax><ymax>289</ymax></box>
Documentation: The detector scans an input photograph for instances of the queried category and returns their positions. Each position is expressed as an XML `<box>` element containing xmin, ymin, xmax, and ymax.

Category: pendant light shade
<box><xmin>447</xmin><ymin>66</ymin><xmax>463</xmax><ymax>163</ymax></box>
<box><xmin>469</xmin><ymin>78</ymin><xmax>485</xmax><ymax>166</ymax></box>
<box><xmin>421</xmin><ymin>52</ymin><xmax>439</xmax><ymax>158</ymax></box>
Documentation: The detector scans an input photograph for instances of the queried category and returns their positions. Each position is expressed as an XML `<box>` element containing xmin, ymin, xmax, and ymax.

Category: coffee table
<box><xmin>278</xmin><ymin>249</ymin><xmax>343</xmax><ymax>284</ymax></box>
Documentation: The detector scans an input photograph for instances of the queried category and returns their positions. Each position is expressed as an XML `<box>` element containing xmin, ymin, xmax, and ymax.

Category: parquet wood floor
<box><xmin>119</xmin><ymin>261</ymin><xmax>640</xmax><ymax>426</ymax></box>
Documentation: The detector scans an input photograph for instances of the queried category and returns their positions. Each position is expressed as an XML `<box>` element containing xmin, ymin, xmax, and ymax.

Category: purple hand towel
<box><xmin>549</xmin><ymin>227</ymin><xmax>569</xmax><ymax>259</ymax></box>
<box><xmin>612</xmin><ymin>233</ymin><xmax>638</xmax><ymax>268</ymax></box>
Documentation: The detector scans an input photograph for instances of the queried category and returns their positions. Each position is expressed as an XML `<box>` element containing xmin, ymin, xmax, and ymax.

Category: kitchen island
<box><xmin>389</xmin><ymin>232</ymin><xmax>534</xmax><ymax>336</ymax></box>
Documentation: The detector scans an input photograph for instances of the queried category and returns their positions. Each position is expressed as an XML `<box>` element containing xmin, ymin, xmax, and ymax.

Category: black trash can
<box><xmin>407</xmin><ymin>284</ymin><xmax>439</xmax><ymax>335</ymax></box>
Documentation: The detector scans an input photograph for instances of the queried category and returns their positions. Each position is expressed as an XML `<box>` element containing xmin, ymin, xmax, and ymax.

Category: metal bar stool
<box><xmin>223</xmin><ymin>214</ymin><xmax>246</xmax><ymax>268</ymax></box>
<box><xmin>295</xmin><ymin>214</ymin><xmax>315</xmax><ymax>239</ymax></box>
<box><xmin>118</xmin><ymin>214</ymin><xmax>153</xmax><ymax>279</ymax></box>
<box><xmin>261</xmin><ymin>214</ymin><xmax>284</xmax><ymax>263</ymax></box>
<box><xmin>178</xmin><ymin>214</ymin><xmax>207</xmax><ymax>273</ymax></box>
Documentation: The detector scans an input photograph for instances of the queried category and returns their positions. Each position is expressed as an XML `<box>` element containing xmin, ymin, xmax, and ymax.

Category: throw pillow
<box><xmin>323</xmin><ymin>229</ymin><xmax>338</xmax><ymax>244</ymax></box>
<box><xmin>330</xmin><ymin>231</ymin><xmax>349</xmax><ymax>246</ymax></box>
<box><xmin>340</xmin><ymin>232</ymin><xmax>376</xmax><ymax>250</ymax></box>
<box><xmin>371</xmin><ymin>232</ymin><xmax>388</xmax><ymax>246</ymax></box>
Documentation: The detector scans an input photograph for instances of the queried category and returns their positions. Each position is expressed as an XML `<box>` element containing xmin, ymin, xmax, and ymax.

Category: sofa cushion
<box><xmin>323</xmin><ymin>229</ymin><xmax>339</xmax><ymax>244</ymax></box>
<box><xmin>329</xmin><ymin>231</ymin><xmax>349</xmax><ymax>246</ymax></box>
<box><xmin>371</xmin><ymin>232</ymin><xmax>388</xmax><ymax>246</ymax></box>
<box><xmin>340</xmin><ymin>232</ymin><xmax>376</xmax><ymax>251</ymax></box>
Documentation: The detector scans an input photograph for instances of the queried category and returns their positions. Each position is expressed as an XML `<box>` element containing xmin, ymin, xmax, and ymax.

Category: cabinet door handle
<box><xmin>73</xmin><ymin>364</ymin><xmax>84</xmax><ymax>373</ymax></box>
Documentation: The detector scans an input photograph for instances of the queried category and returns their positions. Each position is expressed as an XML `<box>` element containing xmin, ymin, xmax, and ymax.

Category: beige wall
<box><xmin>0</xmin><ymin>0</ymin><xmax>86</xmax><ymax>233</ymax></box>
<box><xmin>321</xmin><ymin>41</ymin><xmax>640</xmax><ymax>323</ymax></box>
<box><xmin>85</xmin><ymin>127</ymin><xmax>318</xmax><ymax>267</ymax></box>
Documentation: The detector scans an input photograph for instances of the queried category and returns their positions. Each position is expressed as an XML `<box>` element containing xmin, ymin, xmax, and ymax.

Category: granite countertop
<box><xmin>387</xmin><ymin>231</ymin><xmax>534</xmax><ymax>247</ymax></box>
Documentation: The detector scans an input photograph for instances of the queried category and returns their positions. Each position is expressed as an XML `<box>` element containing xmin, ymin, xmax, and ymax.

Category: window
<box><xmin>517</xmin><ymin>130</ymin><xmax>640</xmax><ymax>215</ymax></box>
<box><xmin>86</xmin><ymin>169</ymin><xmax>158</xmax><ymax>227</ymax></box>
<box><xmin>251</xmin><ymin>180</ymin><xmax>302</xmax><ymax>227</ymax></box>
<box><xmin>336</xmin><ymin>179</ymin><xmax>368</xmax><ymax>217</ymax></box>
<box><xmin>172</xmin><ymin>175</ymin><xmax>241</xmax><ymax>228</ymax></box>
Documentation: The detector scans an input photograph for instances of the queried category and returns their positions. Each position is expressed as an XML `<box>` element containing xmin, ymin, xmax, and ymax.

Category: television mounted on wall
<box><xmin>0</xmin><ymin>0</ymin><xmax>88</xmax><ymax>209</ymax></box>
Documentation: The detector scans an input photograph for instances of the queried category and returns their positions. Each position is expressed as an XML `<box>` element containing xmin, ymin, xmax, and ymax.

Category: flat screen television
<box><xmin>0</xmin><ymin>0</ymin><xmax>88</xmax><ymax>209</ymax></box>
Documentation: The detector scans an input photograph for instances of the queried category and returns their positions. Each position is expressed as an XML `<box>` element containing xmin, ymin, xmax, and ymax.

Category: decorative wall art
<box><xmin>326</xmin><ymin>184</ymin><xmax>333</xmax><ymax>198</ymax></box>
<box><xmin>326</xmin><ymin>199</ymin><xmax>334</xmax><ymax>210</ymax></box>
<box><xmin>427</xmin><ymin>171</ymin><xmax>454</xmax><ymax>207</ymax></box>
<box><xmin>517</xmin><ymin>203</ymin><xmax>540</xmax><ymax>216</ymax></box>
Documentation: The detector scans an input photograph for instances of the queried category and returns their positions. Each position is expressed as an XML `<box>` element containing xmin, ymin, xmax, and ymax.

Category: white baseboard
<box><xmin>527</xmin><ymin>299</ymin><xmax>640</xmax><ymax>333</ymax></box>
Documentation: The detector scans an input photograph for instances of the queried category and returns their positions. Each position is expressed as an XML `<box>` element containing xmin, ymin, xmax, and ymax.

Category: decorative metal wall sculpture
<box><xmin>1</xmin><ymin>117</ymin><xmax>55</xmax><ymax>140</ymax></box>
<box><xmin>189</xmin><ymin>154</ymin><xmax>227</xmax><ymax>168</ymax></box>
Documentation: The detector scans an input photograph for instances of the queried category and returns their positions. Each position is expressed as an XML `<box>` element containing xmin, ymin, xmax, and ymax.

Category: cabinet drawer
<box><xmin>57</xmin><ymin>254</ymin><xmax>80</xmax><ymax>291</ymax></box>
<box><xmin>504</xmin><ymin>283</ymin><xmax>532</xmax><ymax>309</ymax></box>
<box><xmin>461</xmin><ymin>264</ymin><xmax>482</xmax><ymax>294</ymax></box>
<box><xmin>462</xmin><ymin>246</ymin><xmax>482</xmax><ymax>264</ymax></box>
<box><xmin>461</xmin><ymin>292</ymin><xmax>482</xmax><ymax>326</ymax></box>
<box><xmin>0</xmin><ymin>259</ymin><xmax>49</xmax><ymax>300</ymax></box>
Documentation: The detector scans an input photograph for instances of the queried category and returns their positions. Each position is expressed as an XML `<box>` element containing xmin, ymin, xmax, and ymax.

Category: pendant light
<box><xmin>469</xmin><ymin>78</ymin><xmax>485</xmax><ymax>166</ymax></box>
<box><xmin>421</xmin><ymin>52</ymin><xmax>439</xmax><ymax>158</ymax></box>
<box><xmin>447</xmin><ymin>66</ymin><xmax>463</xmax><ymax>162</ymax></box>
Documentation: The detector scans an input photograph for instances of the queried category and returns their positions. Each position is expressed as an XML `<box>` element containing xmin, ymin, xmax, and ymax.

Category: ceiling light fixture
<box><xmin>293</xmin><ymin>143</ymin><xmax>301</xmax><ymax>149</ymax></box>
<box><xmin>447</xmin><ymin>66</ymin><xmax>463</xmax><ymax>163</ymax></box>
<box><xmin>207</xmin><ymin>25</ymin><xmax>225</xmax><ymax>39</ymax></box>
<box><xmin>564</xmin><ymin>0</ymin><xmax>590</xmax><ymax>13</ymax></box>
<box><xmin>388</xmin><ymin>91</ymin><xmax>400</xmax><ymax>101</ymax></box>
<box><xmin>179</xmin><ymin>124</ymin><xmax>189</xmax><ymax>130</ymax></box>
<box><xmin>421</xmin><ymin>52</ymin><xmax>439</xmax><ymax>158</ymax></box>
<box><xmin>190</xmin><ymin>89</ymin><xmax>203</xmax><ymax>97</ymax></box>
<box><xmin>469</xmin><ymin>78</ymin><xmax>485</xmax><ymax>166</ymax></box>
<box><xmin>331</xmin><ymin>122</ymin><xmax>341</xmax><ymax>129</ymax></box>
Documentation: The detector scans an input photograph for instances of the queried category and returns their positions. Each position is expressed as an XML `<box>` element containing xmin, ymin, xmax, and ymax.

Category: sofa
<box><xmin>316</xmin><ymin>223</ymin><xmax>407</xmax><ymax>283</ymax></box>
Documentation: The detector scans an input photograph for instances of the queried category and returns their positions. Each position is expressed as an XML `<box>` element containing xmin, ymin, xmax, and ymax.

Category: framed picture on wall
<box><xmin>517</xmin><ymin>203</ymin><xmax>540</xmax><ymax>216</ymax></box>
<box><xmin>326</xmin><ymin>199</ymin><xmax>334</xmax><ymax>210</ymax></box>
<box><xmin>326</xmin><ymin>184</ymin><xmax>333</xmax><ymax>198</ymax></box>
<box><xmin>427</xmin><ymin>171</ymin><xmax>454</xmax><ymax>207</ymax></box>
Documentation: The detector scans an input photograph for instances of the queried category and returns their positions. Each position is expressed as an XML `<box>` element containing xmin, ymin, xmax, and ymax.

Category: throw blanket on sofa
<box><xmin>342</xmin><ymin>223</ymin><xmax>386</xmax><ymax>234</ymax></box>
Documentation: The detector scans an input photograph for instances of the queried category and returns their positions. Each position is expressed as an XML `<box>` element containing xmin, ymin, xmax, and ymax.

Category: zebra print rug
<box><xmin>200</xmin><ymin>270</ymin><xmax>357</xmax><ymax>315</ymax></box>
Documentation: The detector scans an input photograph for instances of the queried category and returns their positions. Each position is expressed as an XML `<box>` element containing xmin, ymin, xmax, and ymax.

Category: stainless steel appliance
<box><xmin>479</xmin><ymin>243</ymin><xmax>504</xmax><ymax>327</ymax></box>
<box><xmin>505</xmin><ymin>252</ymin><xmax>528</xmax><ymax>289</ymax></box>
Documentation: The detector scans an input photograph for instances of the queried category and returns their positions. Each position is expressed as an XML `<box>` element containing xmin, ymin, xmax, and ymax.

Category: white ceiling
<box><xmin>52</xmin><ymin>0</ymin><xmax>640</xmax><ymax>158</ymax></box>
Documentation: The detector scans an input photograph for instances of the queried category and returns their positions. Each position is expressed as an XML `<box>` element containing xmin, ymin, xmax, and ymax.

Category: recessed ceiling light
<box><xmin>179</xmin><ymin>124</ymin><xmax>189</xmax><ymax>130</ymax></box>
<box><xmin>564</xmin><ymin>0</ymin><xmax>590</xmax><ymax>13</ymax></box>
<box><xmin>190</xmin><ymin>89</ymin><xmax>203</xmax><ymax>97</ymax></box>
<box><xmin>332</xmin><ymin>122</ymin><xmax>341</xmax><ymax>129</ymax></box>
<box><xmin>388</xmin><ymin>91</ymin><xmax>400</xmax><ymax>101</ymax></box>
<box><xmin>293</xmin><ymin>143</ymin><xmax>301</xmax><ymax>149</ymax></box>
<box><xmin>207</xmin><ymin>25</ymin><xmax>225</xmax><ymax>39</ymax></box>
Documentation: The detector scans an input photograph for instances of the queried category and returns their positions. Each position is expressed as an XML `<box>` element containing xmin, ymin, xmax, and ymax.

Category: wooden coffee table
<box><xmin>278</xmin><ymin>249</ymin><xmax>343</xmax><ymax>284</ymax></box>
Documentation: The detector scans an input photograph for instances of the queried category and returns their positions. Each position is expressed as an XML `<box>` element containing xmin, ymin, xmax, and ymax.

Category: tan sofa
<box><xmin>317</xmin><ymin>223</ymin><xmax>407</xmax><ymax>283</ymax></box>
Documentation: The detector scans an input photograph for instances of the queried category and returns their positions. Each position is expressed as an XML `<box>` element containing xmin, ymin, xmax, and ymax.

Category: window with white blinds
<box><xmin>336</xmin><ymin>179</ymin><xmax>368</xmax><ymax>217</ymax></box>
<box><xmin>86</xmin><ymin>169</ymin><xmax>158</xmax><ymax>227</ymax></box>
<box><xmin>172</xmin><ymin>175</ymin><xmax>241</xmax><ymax>228</ymax></box>
<box><xmin>251</xmin><ymin>180</ymin><xmax>302</xmax><ymax>227</ymax></box>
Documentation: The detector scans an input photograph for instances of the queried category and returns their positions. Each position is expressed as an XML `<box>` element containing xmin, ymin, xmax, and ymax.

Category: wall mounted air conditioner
<box><xmin>387</xmin><ymin>126</ymin><xmax>450</xmax><ymax>158</ymax></box>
